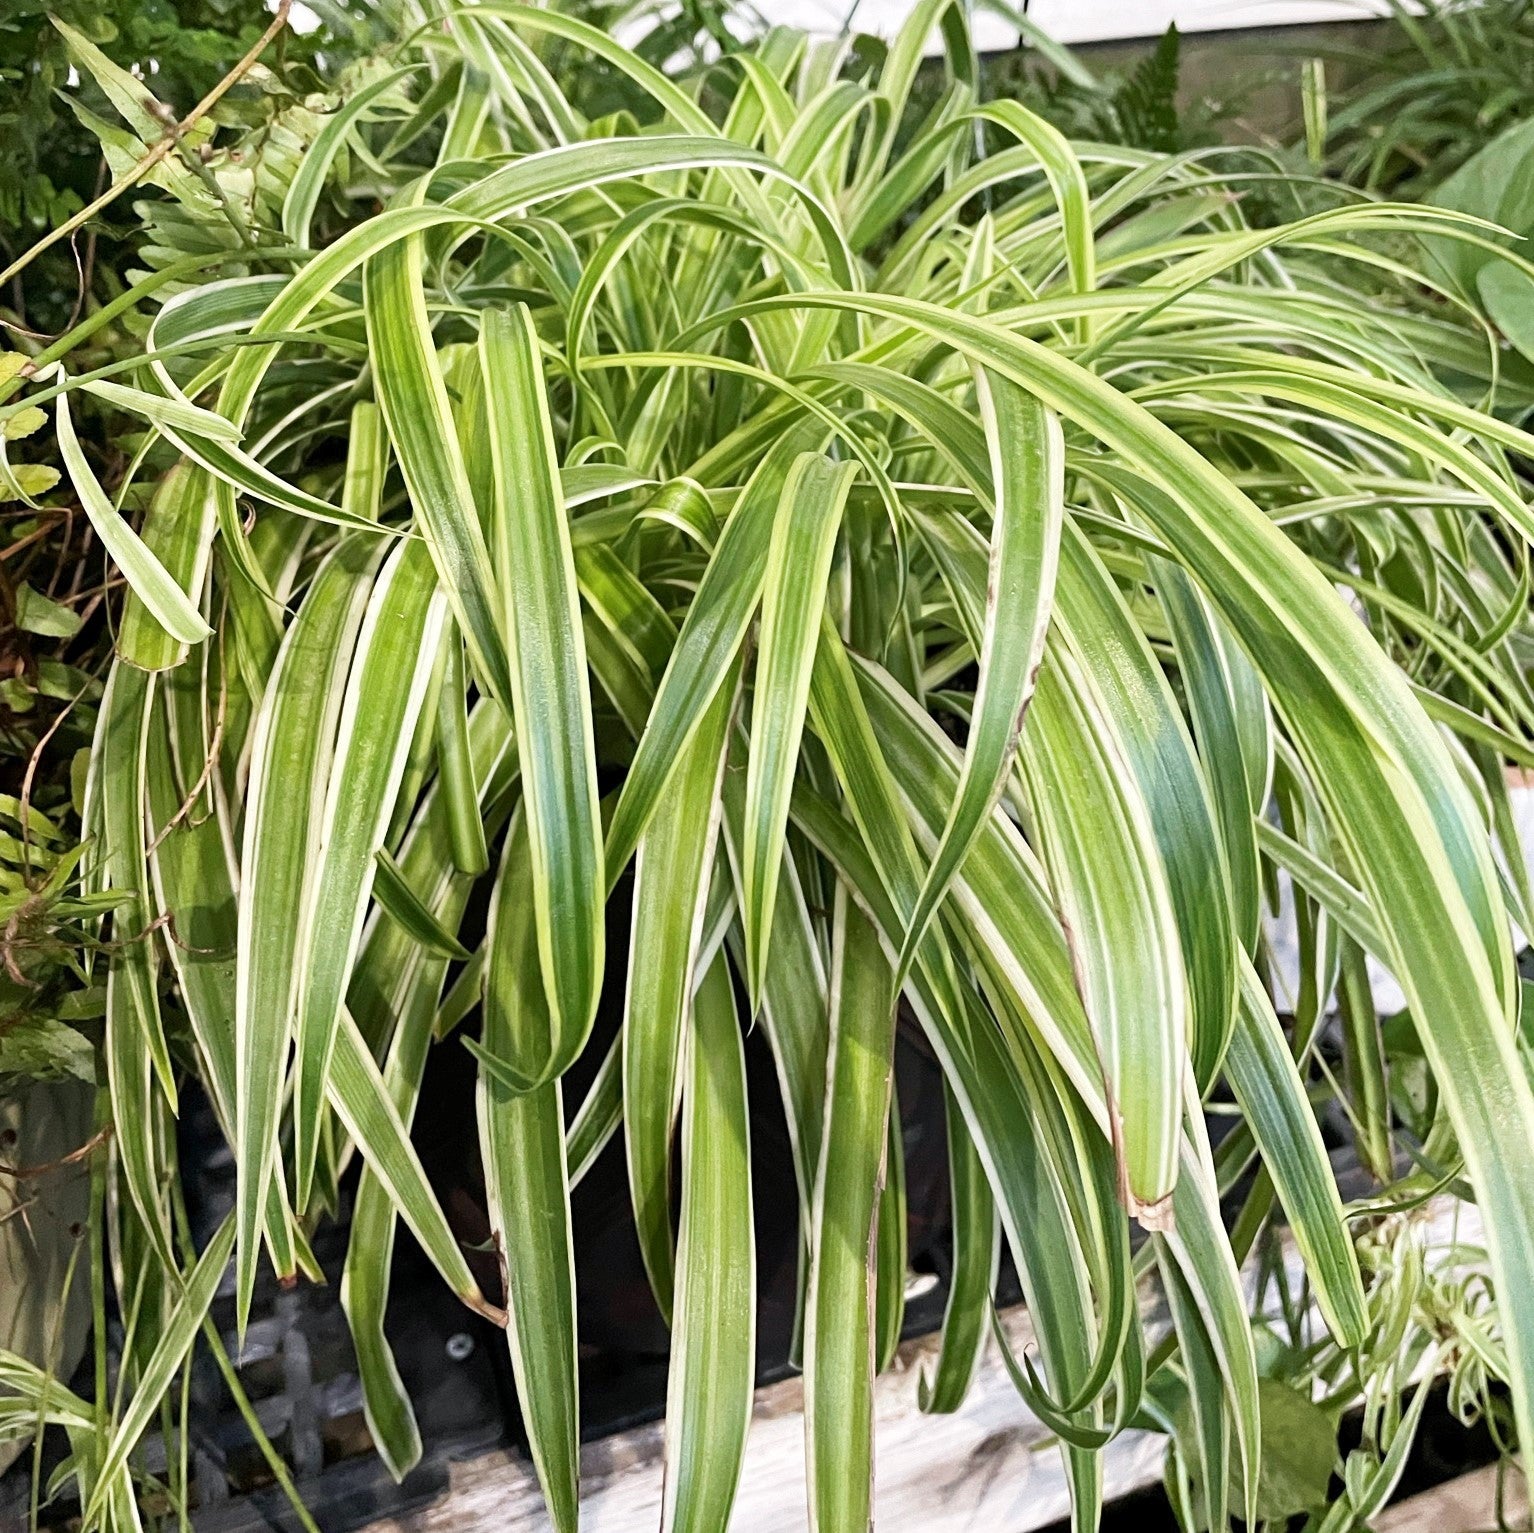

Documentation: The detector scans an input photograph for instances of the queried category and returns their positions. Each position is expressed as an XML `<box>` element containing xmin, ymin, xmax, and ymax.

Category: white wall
<box><xmin>754</xmin><ymin>0</ymin><xmax>1396</xmax><ymax>48</ymax></box>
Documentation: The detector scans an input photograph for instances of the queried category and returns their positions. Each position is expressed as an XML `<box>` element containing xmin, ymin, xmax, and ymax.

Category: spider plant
<box><xmin>1139</xmin><ymin>1192</ymin><xmax>1512</xmax><ymax>1528</ymax></box>
<box><xmin>1308</xmin><ymin>0</ymin><xmax>1534</xmax><ymax>196</ymax></box>
<box><xmin>7</xmin><ymin>2</ymin><xmax>1534</xmax><ymax>1527</ymax></box>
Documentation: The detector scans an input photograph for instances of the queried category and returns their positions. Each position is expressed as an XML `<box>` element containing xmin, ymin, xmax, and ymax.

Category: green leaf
<box><xmin>803</xmin><ymin>635</ymin><xmax>1111</xmax><ymax>1500</ymax></box>
<box><xmin>874</xmin><ymin>1103</ymin><xmax>907</xmax><ymax>1375</ymax></box>
<box><xmin>372</xmin><ymin>848</ymin><xmax>472</xmax><ymax>960</ymax></box>
<box><xmin>1021</xmin><ymin>649</ymin><xmax>1188</xmax><ymax>1219</ymax></box>
<box><xmin>14</xmin><ymin>583</ymin><xmax>80</xmax><ymax>640</ymax></box>
<box><xmin>482</xmin><ymin>805</ymin><xmax>563</xmax><ymax>1093</ymax></box>
<box><xmin>721</xmin><ymin>742</ymin><xmax>830</xmax><ymax>1323</ymax></box>
<box><xmin>1480</xmin><ymin>261</ymin><xmax>1534</xmax><ymax>367</ymax></box>
<box><xmin>1427</xmin><ymin>117</ymin><xmax>1534</xmax><ymax>290</ymax></box>
<box><xmin>235</xmin><ymin>535</ymin><xmax>384</xmax><ymax>1329</ymax></box>
<box><xmin>893</xmin><ymin>371</ymin><xmax>1062</xmax><ymax>991</ymax></box>
<box><xmin>79</xmin><ymin>1217</ymin><xmax>237</xmax><ymax>1530</ymax></box>
<box><xmin>364</xmin><ymin>235</ymin><xmax>513</xmax><ymax>707</ymax></box>
<box><xmin>329</xmin><ymin>1008</ymin><xmax>500</xmax><ymax>1321</ymax></box>
<box><xmin>144</xmin><ymin>693</ymin><xmax>309</xmax><ymax>1284</ymax></box>
<box><xmin>1225</xmin><ymin>959</ymin><xmax>1368</xmax><ymax>1347</ymax></box>
<box><xmin>2</xmin><ymin>406</ymin><xmax>46</xmax><ymax>441</ymax></box>
<box><xmin>292</xmin><ymin>539</ymin><xmax>446</xmax><ymax>1204</ymax></box>
<box><xmin>56</xmin><ymin>385</ymin><xmax>211</xmax><ymax>648</ymax></box>
<box><xmin>117</xmin><ymin>463</ymin><xmax>217</xmax><ymax>672</ymax></box>
<box><xmin>282</xmin><ymin>67</ymin><xmax>421</xmax><ymax>248</ymax></box>
<box><xmin>805</xmin><ymin>887</ymin><xmax>896</xmax><ymax>1533</ymax></box>
<box><xmin>919</xmin><ymin>1086</ymin><xmax>999</xmax><ymax>1414</ymax></box>
<box><xmin>624</xmin><ymin>674</ymin><xmax>736</xmax><ymax>1321</ymax></box>
<box><xmin>742</xmin><ymin>453</ymin><xmax>857</xmax><ymax>1005</ymax></box>
<box><xmin>1163</xmin><ymin>1121</ymin><xmax>1263</xmax><ymax>1523</ymax></box>
<box><xmin>1156</xmin><ymin>1245</ymin><xmax>1231</xmax><ymax>1533</ymax></box>
<box><xmin>0</xmin><ymin>464</ymin><xmax>60</xmax><ymax>504</ymax></box>
<box><xmin>1156</xmin><ymin>558</ymin><xmax>1270</xmax><ymax>964</ymax></box>
<box><xmin>80</xmin><ymin>378</ymin><xmax>243</xmax><ymax>444</ymax></box>
<box><xmin>568</xmin><ymin>1033</ymin><xmax>623</xmax><ymax>1187</ymax></box>
<box><xmin>1226</xmin><ymin>1379</ymin><xmax>1336</xmax><ymax>1522</ymax></box>
<box><xmin>341</xmin><ymin>400</ymin><xmax>389</xmax><ymax>526</ymax></box>
<box><xmin>96</xmin><ymin>664</ymin><xmax>177</xmax><ymax>1120</ymax></box>
<box><xmin>343</xmin><ymin>697</ymin><xmax>515</xmax><ymax>1480</ymax></box>
<box><xmin>476</xmin><ymin>971</ymin><xmax>580</xmax><ymax>1533</ymax></box>
<box><xmin>0</xmin><ymin>1015</ymin><xmax>94</xmax><ymax>1084</ymax></box>
<box><xmin>662</xmin><ymin>955</ymin><xmax>755</xmax><ymax>1533</ymax></box>
<box><xmin>604</xmin><ymin>432</ymin><xmax>818</xmax><ymax>882</ymax></box>
<box><xmin>51</xmin><ymin>16</ymin><xmax>170</xmax><ymax>143</ymax></box>
<box><xmin>436</xmin><ymin>628</ymin><xmax>489</xmax><ymax>876</ymax></box>
<box><xmin>480</xmin><ymin>304</ymin><xmax>605</xmax><ymax>1065</ymax></box>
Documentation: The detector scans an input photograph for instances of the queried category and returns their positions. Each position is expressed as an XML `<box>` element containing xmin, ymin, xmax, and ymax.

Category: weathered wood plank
<box><xmin>366</xmin><ymin>1194</ymin><xmax>1484</xmax><ymax>1531</ymax></box>
<box><xmin>364</xmin><ymin>1293</ymin><xmax>1168</xmax><ymax>1533</ymax></box>
<box><xmin>1375</xmin><ymin>1462</ymin><xmax>1527</xmax><ymax>1533</ymax></box>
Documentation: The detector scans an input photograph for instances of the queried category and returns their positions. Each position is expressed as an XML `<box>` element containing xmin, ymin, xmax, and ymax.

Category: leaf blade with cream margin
<box><xmin>624</xmin><ymin>675</ymin><xmax>736</xmax><ymax>1321</ymax></box>
<box><xmin>892</xmin><ymin>370</ymin><xmax>1062</xmax><ymax>993</ymax></box>
<box><xmin>476</xmin><ymin>804</ymin><xmax>580</xmax><ymax>1531</ymax></box>
<box><xmin>479</xmin><ymin>304</ymin><xmax>605</xmax><ymax>1067</ymax></box>
<box><xmin>741</xmin><ymin>453</ymin><xmax>857</xmax><ymax>1004</ymax></box>
<box><xmin>805</xmin><ymin>885</ymin><xmax>897</xmax><ymax>1533</ymax></box>
<box><xmin>291</xmin><ymin>539</ymin><xmax>447</xmax><ymax>1204</ymax></box>
<box><xmin>234</xmin><ymin>535</ymin><xmax>385</xmax><ymax>1330</ymax></box>
<box><xmin>662</xmin><ymin>955</ymin><xmax>755</xmax><ymax>1533</ymax></box>
<box><xmin>700</xmin><ymin>282</ymin><xmax>1534</xmax><ymax>1444</ymax></box>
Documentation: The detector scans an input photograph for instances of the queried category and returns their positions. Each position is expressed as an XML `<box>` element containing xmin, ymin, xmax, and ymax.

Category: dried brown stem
<box><xmin>0</xmin><ymin>1124</ymin><xmax>112</xmax><ymax>1181</ymax></box>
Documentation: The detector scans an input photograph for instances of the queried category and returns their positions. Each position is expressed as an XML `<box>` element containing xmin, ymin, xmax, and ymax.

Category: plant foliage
<box><xmin>0</xmin><ymin>0</ymin><xmax>379</xmax><ymax>330</ymax></box>
<box><xmin>5</xmin><ymin>1</ymin><xmax>1534</xmax><ymax>1527</ymax></box>
<box><xmin>1313</xmin><ymin>0</ymin><xmax>1534</xmax><ymax>195</ymax></box>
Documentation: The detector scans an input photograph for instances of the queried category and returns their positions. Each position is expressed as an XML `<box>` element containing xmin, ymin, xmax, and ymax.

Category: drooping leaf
<box><xmin>479</xmin><ymin>304</ymin><xmax>605</xmax><ymax>1066</ymax></box>
<box><xmin>292</xmin><ymin>539</ymin><xmax>446</xmax><ymax>1204</ymax></box>
<box><xmin>624</xmin><ymin>674</ymin><xmax>736</xmax><ymax>1320</ymax></box>
<box><xmin>893</xmin><ymin>372</ymin><xmax>1062</xmax><ymax>990</ymax></box>
<box><xmin>805</xmin><ymin>887</ymin><xmax>896</xmax><ymax>1533</ymax></box>
<box><xmin>741</xmin><ymin>453</ymin><xmax>857</xmax><ymax>1003</ymax></box>
<box><xmin>235</xmin><ymin>536</ymin><xmax>384</xmax><ymax>1328</ymax></box>
<box><xmin>662</xmin><ymin>955</ymin><xmax>755</xmax><ymax>1533</ymax></box>
<box><xmin>477</xmin><ymin>865</ymin><xmax>581</xmax><ymax>1533</ymax></box>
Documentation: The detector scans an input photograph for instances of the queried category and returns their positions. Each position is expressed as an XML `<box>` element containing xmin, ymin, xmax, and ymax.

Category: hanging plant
<box><xmin>4</xmin><ymin>2</ymin><xmax>1534</xmax><ymax>1526</ymax></box>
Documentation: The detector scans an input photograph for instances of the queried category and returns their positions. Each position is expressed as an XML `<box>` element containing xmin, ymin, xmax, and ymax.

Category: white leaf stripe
<box><xmin>291</xmin><ymin>538</ymin><xmax>448</xmax><ymax>1203</ymax></box>
<box><xmin>234</xmin><ymin>535</ymin><xmax>385</xmax><ymax>1330</ymax></box>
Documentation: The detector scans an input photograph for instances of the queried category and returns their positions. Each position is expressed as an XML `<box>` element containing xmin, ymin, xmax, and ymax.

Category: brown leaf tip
<box><xmin>1130</xmin><ymin>1192</ymin><xmax>1176</xmax><ymax>1234</ymax></box>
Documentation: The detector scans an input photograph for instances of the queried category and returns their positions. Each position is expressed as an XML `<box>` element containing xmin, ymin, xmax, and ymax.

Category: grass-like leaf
<box><xmin>34</xmin><ymin>11</ymin><xmax>1534</xmax><ymax>1525</ymax></box>
<box><xmin>662</xmin><ymin>956</ymin><xmax>755</xmax><ymax>1533</ymax></box>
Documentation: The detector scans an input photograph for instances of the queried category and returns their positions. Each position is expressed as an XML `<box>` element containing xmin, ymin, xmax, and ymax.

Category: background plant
<box><xmin>978</xmin><ymin>19</ymin><xmax>1233</xmax><ymax>154</ymax></box>
<box><xmin>1287</xmin><ymin>0</ymin><xmax>1534</xmax><ymax>401</ymax></box>
<box><xmin>0</xmin><ymin>0</ymin><xmax>390</xmax><ymax>331</ymax></box>
<box><xmin>5</xmin><ymin>2</ymin><xmax>1534</xmax><ymax>1530</ymax></box>
<box><xmin>1306</xmin><ymin>0</ymin><xmax>1534</xmax><ymax>197</ymax></box>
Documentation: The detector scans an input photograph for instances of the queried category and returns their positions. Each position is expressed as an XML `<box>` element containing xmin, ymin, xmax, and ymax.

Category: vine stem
<box><xmin>0</xmin><ymin>0</ymin><xmax>294</xmax><ymax>294</ymax></box>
